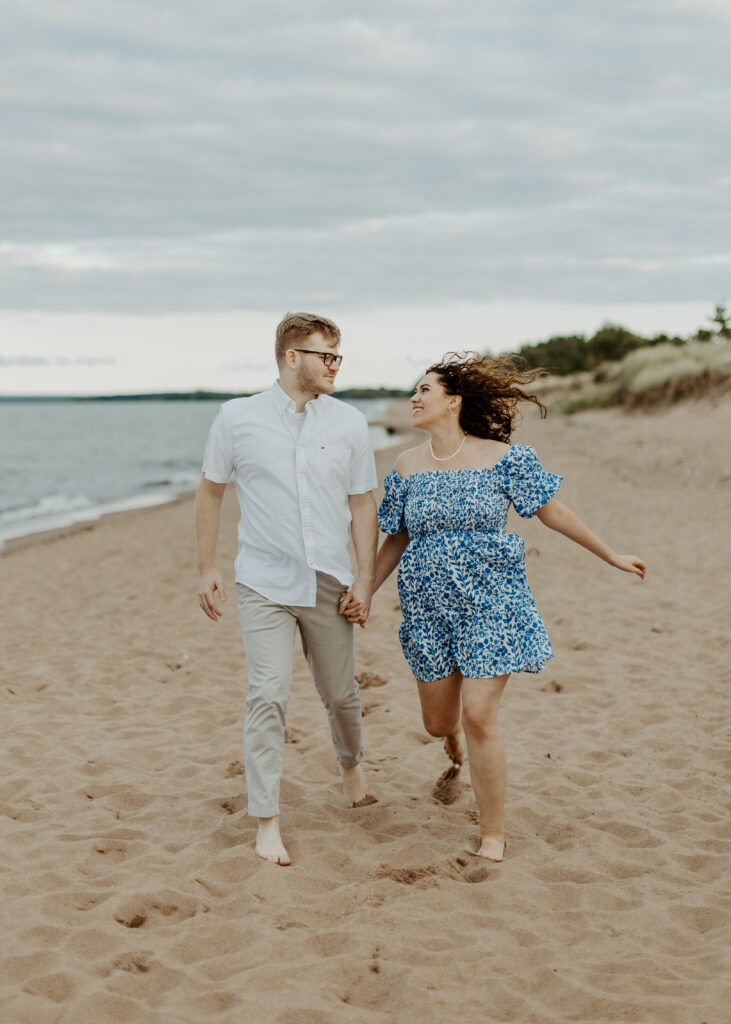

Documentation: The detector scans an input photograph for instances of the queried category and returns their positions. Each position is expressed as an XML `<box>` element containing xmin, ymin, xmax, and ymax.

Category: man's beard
<box><xmin>295</xmin><ymin>364</ymin><xmax>333</xmax><ymax>395</ymax></box>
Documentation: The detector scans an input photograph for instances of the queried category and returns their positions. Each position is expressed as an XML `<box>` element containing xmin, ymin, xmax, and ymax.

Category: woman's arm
<box><xmin>339</xmin><ymin>529</ymin><xmax>410</xmax><ymax>624</ymax></box>
<box><xmin>536</xmin><ymin>498</ymin><xmax>646</xmax><ymax>579</ymax></box>
<box><xmin>374</xmin><ymin>530</ymin><xmax>410</xmax><ymax>592</ymax></box>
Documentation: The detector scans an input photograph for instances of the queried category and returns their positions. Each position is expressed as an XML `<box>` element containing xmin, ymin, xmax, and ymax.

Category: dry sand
<box><xmin>1</xmin><ymin>397</ymin><xmax>729</xmax><ymax>1023</ymax></box>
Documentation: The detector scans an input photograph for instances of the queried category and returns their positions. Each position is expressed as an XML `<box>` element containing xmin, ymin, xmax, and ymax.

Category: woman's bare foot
<box><xmin>443</xmin><ymin>732</ymin><xmax>464</xmax><ymax>767</ymax></box>
<box><xmin>255</xmin><ymin>816</ymin><xmax>291</xmax><ymax>865</ymax></box>
<box><xmin>476</xmin><ymin>836</ymin><xmax>505</xmax><ymax>862</ymax></box>
<box><xmin>341</xmin><ymin>764</ymin><xmax>377</xmax><ymax>807</ymax></box>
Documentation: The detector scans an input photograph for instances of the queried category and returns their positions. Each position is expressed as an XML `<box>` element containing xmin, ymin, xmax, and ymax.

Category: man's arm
<box><xmin>195</xmin><ymin>474</ymin><xmax>228</xmax><ymax>620</ymax></box>
<box><xmin>342</xmin><ymin>491</ymin><xmax>378</xmax><ymax>626</ymax></box>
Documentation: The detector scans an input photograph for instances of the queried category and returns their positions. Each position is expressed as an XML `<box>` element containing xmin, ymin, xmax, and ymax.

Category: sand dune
<box><xmin>1</xmin><ymin>397</ymin><xmax>729</xmax><ymax>1023</ymax></box>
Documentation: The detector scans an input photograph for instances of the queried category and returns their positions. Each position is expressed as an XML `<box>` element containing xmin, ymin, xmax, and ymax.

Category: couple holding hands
<box><xmin>196</xmin><ymin>312</ymin><xmax>646</xmax><ymax>866</ymax></box>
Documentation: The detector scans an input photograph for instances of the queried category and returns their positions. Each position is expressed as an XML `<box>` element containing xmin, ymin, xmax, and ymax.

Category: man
<box><xmin>195</xmin><ymin>312</ymin><xmax>378</xmax><ymax>866</ymax></box>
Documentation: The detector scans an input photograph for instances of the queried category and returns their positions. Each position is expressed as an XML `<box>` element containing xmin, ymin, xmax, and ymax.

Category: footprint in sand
<box><xmin>432</xmin><ymin>764</ymin><xmax>462</xmax><ymax>805</ymax></box>
<box><xmin>113</xmin><ymin>891</ymin><xmax>200</xmax><ymax>930</ymax></box>
<box><xmin>463</xmin><ymin>864</ymin><xmax>491</xmax><ymax>883</ymax></box>
<box><xmin>378</xmin><ymin>865</ymin><xmax>439</xmax><ymax>885</ymax></box>
<box><xmin>218</xmin><ymin>794</ymin><xmax>246</xmax><ymax>816</ymax></box>
<box><xmin>112</xmin><ymin>951</ymin><xmax>153</xmax><ymax>973</ymax></box>
<box><xmin>452</xmin><ymin>857</ymin><xmax>493</xmax><ymax>884</ymax></box>
<box><xmin>21</xmin><ymin>972</ymin><xmax>77</xmax><ymax>1004</ymax></box>
<box><xmin>355</xmin><ymin>671</ymin><xmax>388</xmax><ymax>688</ymax></box>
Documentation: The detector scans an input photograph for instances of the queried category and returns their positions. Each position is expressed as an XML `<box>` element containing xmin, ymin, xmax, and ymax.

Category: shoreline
<box><xmin>0</xmin><ymin>400</ymin><xmax>418</xmax><ymax>555</ymax></box>
<box><xmin>0</xmin><ymin>483</ymin><xmax>199</xmax><ymax>554</ymax></box>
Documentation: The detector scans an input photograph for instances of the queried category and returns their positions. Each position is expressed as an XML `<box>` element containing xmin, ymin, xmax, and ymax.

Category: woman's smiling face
<box><xmin>410</xmin><ymin>372</ymin><xmax>458</xmax><ymax>428</ymax></box>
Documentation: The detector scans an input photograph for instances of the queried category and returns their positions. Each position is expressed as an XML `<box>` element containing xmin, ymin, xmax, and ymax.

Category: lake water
<box><xmin>0</xmin><ymin>397</ymin><xmax>398</xmax><ymax>545</ymax></box>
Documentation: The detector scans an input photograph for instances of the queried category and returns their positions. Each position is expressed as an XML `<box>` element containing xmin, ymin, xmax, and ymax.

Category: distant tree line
<box><xmin>334</xmin><ymin>386</ymin><xmax>412</xmax><ymax>399</ymax></box>
<box><xmin>512</xmin><ymin>304</ymin><xmax>730</xmax><ymax>377</ymax></box>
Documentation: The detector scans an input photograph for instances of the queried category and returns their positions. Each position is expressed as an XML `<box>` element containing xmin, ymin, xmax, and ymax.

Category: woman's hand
<box><xmin>611</xmin><ymin>554</ymin><xmax>647</xmax><ymax>580</ymax></box>
<box><xmin>339</xmin><ymin>589</ymin><xmax>370</xmax><ymax>628</ymax></box>
<box><xmin>537</xmin><ymin>500</ymin><xmax>647</xmax><ymax>580</ymax></box>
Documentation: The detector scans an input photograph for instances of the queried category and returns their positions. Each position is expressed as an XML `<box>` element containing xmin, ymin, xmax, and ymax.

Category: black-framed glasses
<box><xmin>292</xmin><ymin>348</ymin><xmax>343</xmax><ymax>368</ymax></box>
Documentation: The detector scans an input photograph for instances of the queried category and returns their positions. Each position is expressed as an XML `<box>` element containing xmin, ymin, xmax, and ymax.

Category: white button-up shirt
<box><xmin>202</xmin><ymin>381</ymin><xmax>378</xmax><ymax>606</ymax></box>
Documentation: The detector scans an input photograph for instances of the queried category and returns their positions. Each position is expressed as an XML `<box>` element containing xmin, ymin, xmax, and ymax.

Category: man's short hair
<box><xmin>275</xmin><ymin>312</ymin><xmax>341</xmax><ymax>364</ymax></box>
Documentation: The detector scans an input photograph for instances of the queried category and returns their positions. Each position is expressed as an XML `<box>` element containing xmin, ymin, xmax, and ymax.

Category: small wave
<box><xmin>142</xmin><ymin>472</ymin><xmax>199</xmax><ymax>490</ymax></box>
<box><xmin>0</xmin><ymin>493</ymin><xmax>93</xmax><ymax>526</ymax></box>
<box><xmin>0</xmin><ymin>483</ymin><xmax>194</xmax><ymax>547</ymax></box>
<box><xmin>170</xmin><ymin>471</ymin><xmax>200</xmax><ymax>486</ymax></box>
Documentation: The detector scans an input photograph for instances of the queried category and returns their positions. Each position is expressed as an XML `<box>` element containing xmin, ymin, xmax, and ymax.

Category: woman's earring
<box><xmin>449</xmin><ymin>406</ymin><xmax>456</xmax><ymax>417</ymax></box>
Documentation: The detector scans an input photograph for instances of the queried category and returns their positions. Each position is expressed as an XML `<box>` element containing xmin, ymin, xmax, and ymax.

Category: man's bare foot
<box><xmin>255</xmin><ymin>816</ymin><xmax>291</xmax><ymax>865</ymax></box>
<box><xmin>341</xmin><ymin>764</ymin><xmax>377</xmax><ymax>808</ymax></box>
<box><xmin>475</xmin><ymin>836</ymin><xmax>505</xmax><ymax>862</ymax></box>
<box><xmin>443</xmin><ymin>732</ymin><xmax>464</xmax><ymax>767</ymax></box>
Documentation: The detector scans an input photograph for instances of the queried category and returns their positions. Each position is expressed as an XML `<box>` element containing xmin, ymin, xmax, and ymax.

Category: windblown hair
<box><xmin>427</xmin><ymin>351</ymin><xmax>547</xmax><ymax>443</ymax></box>
<box><xmin>275</xmin><ymin>311</ymin><xmax>341</xmax><ymax>364</ymax></box>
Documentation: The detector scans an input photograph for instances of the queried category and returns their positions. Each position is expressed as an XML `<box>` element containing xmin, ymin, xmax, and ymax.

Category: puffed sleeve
<box><xmin>500</xmin><ymin>444</ymin><xmax>562</xmax><ymax>518</ymax></box>
<box><xmin>378</xmin><ymin>471</ymin><xmax>408</xmax><ymax>534</ymax></box>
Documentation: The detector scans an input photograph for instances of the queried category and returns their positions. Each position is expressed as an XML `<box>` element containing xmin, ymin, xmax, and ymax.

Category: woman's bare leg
<box><xmin>416</xmin><ymin>671</ymin><xmax>465</xmax><ymax>765</ymax></box>
<box><xmin>460</xmin><ymin>675</ymin><xmax>509</xmax><ymax>860</ymax></box>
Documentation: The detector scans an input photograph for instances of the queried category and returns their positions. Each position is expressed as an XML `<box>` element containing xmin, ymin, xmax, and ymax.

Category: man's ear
<box><xmin>283</xmin><ymin>348</ymin><xmax>298</xmax><ymax>370</ymax></box>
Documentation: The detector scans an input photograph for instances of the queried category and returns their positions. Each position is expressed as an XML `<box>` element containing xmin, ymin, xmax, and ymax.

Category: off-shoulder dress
<box><xmin>377</xmin><ymin>443</ymin><xmax>562</xmax><ymax>682</ymax></box>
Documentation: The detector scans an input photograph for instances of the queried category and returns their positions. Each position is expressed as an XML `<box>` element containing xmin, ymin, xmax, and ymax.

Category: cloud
<box><xmin>1</xmin><ymin>0</ymin><xmax>729</xmax><ymax>313</ymax></box>
<box><xmin>0</xmin><ymin>243</ymin><xmax>116</xmax><ymax>271</ymax></box>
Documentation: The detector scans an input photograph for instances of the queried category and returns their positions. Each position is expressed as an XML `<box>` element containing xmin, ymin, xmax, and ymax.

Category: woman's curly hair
<box><xmin>426</xmin><ymin>351</ymin><xmax>547</xmax><ymax>443</ymax></box>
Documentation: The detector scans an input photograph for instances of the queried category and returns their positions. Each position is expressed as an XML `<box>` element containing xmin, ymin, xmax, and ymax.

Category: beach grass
<box><xmin>537</xmin><ymin>340</ymin><xmax>731</xmax><ymax>413</ymax></box>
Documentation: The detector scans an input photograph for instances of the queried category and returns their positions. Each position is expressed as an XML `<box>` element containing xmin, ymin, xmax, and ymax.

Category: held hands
<box><xmin>611</xmin><ymin>554</ymin><xmax>647</xmax><ymax>580</ymax></box>
<box><xmin>338</xmin><ymin>578</ymin><xmax>373</xmax><ymax>628</ymax></box>
<box><xmin>198</xmin><ymin>568</ymin><xmax>226</xmax><ymax>620</ymax></box>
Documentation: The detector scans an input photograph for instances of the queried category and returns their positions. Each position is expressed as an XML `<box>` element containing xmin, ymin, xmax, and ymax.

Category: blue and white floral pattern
<box><xmin>378</xmin><ymin>444</ymin><xmax>562</xmax><ymax>682</ymax></box>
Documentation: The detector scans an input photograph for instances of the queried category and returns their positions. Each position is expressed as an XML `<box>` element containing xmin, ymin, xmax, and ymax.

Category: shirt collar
<box><xmin>271</xmin><ymin>379</ymin><xmax>326</xmax><ymax>417</ymax></box>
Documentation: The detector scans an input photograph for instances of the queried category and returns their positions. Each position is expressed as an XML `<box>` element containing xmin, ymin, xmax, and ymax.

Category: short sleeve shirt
<box><xmin>202</xmin><ymin>381</ymin><xmax>378</xmax><ymax>605</ymax></box>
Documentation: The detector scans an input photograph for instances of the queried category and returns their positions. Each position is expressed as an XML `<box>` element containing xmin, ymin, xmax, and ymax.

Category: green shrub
<box><xmin>514</xmin><ymin>334</ymin><xmax>588</xmax><ymax>376</ymax></box>
<box><xmin>586</xmin><ymin>324</ymin><xmax>645</xmax><ymax>368</ymax></box>
<box><xmin>550</xmin><ymin>385</ymin><xmax>621</xmax><ymax>414</ymax></box>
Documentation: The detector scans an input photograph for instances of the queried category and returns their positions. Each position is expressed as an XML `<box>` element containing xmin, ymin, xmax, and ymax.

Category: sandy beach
<box><xmin>1</xmin><ymin>396</ymin><xmax>729</xmax><ymax>1023</ymax></box>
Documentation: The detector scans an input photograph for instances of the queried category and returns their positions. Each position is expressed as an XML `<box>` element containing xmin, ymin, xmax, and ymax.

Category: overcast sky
<box><xmin>1</xmin><ymin>0</ymin><xmax>729</xmax><ymax>394</ymax></box>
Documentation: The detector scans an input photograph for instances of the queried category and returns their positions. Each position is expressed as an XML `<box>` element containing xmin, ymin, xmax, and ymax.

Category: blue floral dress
<box><xmin>378</xmin><ymin>444</ymin><xmax>562</xmax><ymax>682</ymax></box>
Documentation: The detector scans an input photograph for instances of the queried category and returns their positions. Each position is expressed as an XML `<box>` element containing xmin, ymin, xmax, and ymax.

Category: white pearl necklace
<box><xmin>429</xmin><ymin>433</ymin><xmax>467</xmax><ymax>462</ymax></box>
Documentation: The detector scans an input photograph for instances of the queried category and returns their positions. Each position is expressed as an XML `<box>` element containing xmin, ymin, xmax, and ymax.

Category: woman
<box><xmin>342</xmin><ymin>352</ymin><xmax>646</xmax><ymax>862</ymax></box>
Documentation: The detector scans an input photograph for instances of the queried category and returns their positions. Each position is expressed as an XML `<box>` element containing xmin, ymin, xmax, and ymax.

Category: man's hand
<box><xmin>195</xmin><ymin>476</ymin><xmax>227</xmax><ymax>620</ymax></box>
<box><xmin>339</xmin><ymin>578</ymin><xmax>373</xmax><ymax>628</ymax></box>
<box><xmin>198</xmin><ymin>568</ymin><xmax>226</xmax><ymax>621</ymax></box>
<box><xmin>346</xmin><ymin>491</ymin><xmax>377</xmax><ymax>628</ymax></box>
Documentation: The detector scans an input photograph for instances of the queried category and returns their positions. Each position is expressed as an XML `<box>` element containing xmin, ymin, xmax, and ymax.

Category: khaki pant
<box><xmin>235</xmin><ymin>573</ymin><xmax>363</xmax><ymax>817</ymax></box>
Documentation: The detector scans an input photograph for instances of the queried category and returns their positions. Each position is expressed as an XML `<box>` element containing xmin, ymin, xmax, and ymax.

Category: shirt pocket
<box><xmin>316</xmin><ymin>444</ymin><xmax>349</xmax><ymax>488</ymax></box>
